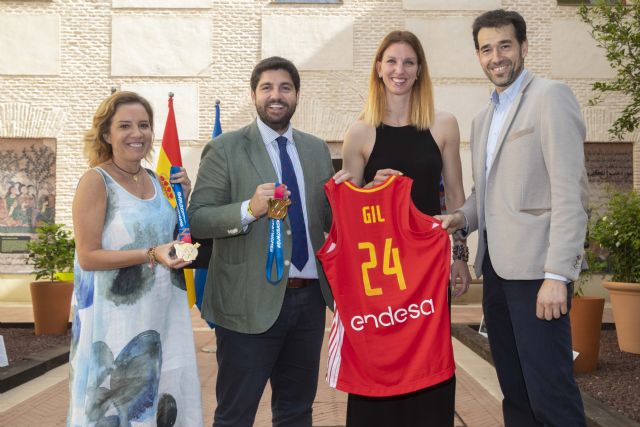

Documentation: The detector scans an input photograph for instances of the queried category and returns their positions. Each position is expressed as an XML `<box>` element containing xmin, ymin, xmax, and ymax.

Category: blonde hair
<box><xmin>362</xmin><ymin>31</ymin><xmax>434</xmax><ymax>130</ymax></box>
<box><xmin>84</xmin><ymin>91</ymin><xmax>154</xmax><ymax>167</ymax></box>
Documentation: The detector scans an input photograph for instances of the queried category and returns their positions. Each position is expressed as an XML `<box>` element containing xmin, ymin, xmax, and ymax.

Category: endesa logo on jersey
<box><xmin>350</xmin><ymin>298</ymin><xmax>435</xmax><ymax>332</ymax></box>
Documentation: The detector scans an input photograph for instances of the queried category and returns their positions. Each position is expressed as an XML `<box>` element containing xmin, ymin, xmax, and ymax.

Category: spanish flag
<box><xmin>156</xmin><ymin>94</ymin><xmax>196</xmax><ymax>307</ymax></box>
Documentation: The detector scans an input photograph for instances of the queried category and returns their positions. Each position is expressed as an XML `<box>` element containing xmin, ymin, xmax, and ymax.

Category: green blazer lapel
<box><xmin>243</xmin><ymin>121</ymin><xmax>279</xmax><ymax>184</ymax></box>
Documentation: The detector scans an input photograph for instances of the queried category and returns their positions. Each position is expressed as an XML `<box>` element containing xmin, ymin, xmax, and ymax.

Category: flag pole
<box><xmin>155</xmin><ymin>92</ymin><xmax>199</xmax><ymax>309</ymax></box>
<box><xmin>199</xmin><ymin>98</ymin><xmax>222</xmax><ymax>353</ymax></box>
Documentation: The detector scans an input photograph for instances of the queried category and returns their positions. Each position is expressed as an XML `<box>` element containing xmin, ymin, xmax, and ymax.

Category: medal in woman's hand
<box><xmin>170</xmin><ymin>165</ymin><xmax>200</xmax><ymax>262</ymax></box>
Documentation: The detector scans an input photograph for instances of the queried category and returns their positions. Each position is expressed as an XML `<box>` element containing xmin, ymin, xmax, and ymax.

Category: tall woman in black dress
<box><xmin>339</xmin><ymin>30</ymin><xmax>471</xmax><ymax>427</ymax></box>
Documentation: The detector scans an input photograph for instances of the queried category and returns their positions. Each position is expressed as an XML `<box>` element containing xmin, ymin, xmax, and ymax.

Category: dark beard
<box><xmin>489</xmin><ymin>57</ymin><xmax>524</xmax><ymax>89</ymax></box>
<box><xmin>255</xmin><ymin>102</ymin><xmax>297</xmax><ymax>133</ymax></box>
<box><xmin>495</xmin><ymin>68</ymin><xmax>521</xmax><ymax>89</ymax></box>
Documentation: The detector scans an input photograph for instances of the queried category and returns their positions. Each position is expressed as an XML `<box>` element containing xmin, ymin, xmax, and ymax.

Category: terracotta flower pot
<box><xmin>29</xmin><ymin>280</ymin><xmax>73</xmax><ymax>335</ymax></box>
<box><xmin>570</xmin><ymin>296</ymin><xmax>605</xmax><ymax>373</ymax></box>
<box><xmin>603</xmin><ymin>281</ymin><xmax>640</xmax><ymax>354</ymax></box>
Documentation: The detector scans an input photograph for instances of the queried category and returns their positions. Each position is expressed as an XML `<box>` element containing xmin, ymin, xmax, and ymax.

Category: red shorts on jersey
<box><xmin>317</xmin><ymin>175</ymin><xmax>454</xmax><ymax>397</ymax></box>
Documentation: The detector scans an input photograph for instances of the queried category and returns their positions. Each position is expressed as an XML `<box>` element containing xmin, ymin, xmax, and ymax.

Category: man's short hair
<box><xmin>472</xmin><ymin>9</ymin><xmax>527</xmax><ymax>50</ymax></box>
<box><xmin>250</xmin><ymin>56</ymin><xmax>300</xmax><ymax>93</ymax></box>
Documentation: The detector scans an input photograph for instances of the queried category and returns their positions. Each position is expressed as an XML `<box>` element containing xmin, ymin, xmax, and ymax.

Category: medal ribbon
<box><xmin>266</xmin><ymin>183</ymin><xmax>287</xmax><ymax>285</ymax></box>
<box><xmin>170</xmin><ymin>165</ymin><xmax>192</xmax><ymax>243</ymax></box>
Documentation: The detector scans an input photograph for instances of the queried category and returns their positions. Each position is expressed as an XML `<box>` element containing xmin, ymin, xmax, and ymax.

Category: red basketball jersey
<box><xmin>317</xmin><ymin>175</ymin><xmax>454</xmax><ymax>397</ymax></box>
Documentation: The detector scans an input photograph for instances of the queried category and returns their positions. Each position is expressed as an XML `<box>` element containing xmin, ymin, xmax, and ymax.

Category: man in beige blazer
<box><xmin>438</xmin><ymin>10</ymin><xmax>588</xmax><ymax>427</ymax></box>
<box><xmin>188</xmin><ymin>57</ymin><xmax>334</xmax><ymax>427</ymax></box>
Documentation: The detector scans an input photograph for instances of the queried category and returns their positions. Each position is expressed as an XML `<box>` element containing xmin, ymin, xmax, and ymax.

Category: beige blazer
<box><xmin>187</xmin><ymin>121</ymin><xmax>334</xmax><ymax>334</ymax></box>
<box><xmin>459</xmin><ymin>73</ymin><xmax>588</xmax><ymax>282</ymax></box>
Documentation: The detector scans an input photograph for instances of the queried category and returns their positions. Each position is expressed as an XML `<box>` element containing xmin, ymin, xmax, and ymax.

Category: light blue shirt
<box><xmin>240</xmin><ymin>117</ymin><xmax>318</xmax><ymax>279</ymax></box>
<box><xmin>485</xmin><ymin>69</ymin><xmax>528</xmax><ymax>179</ymax></box>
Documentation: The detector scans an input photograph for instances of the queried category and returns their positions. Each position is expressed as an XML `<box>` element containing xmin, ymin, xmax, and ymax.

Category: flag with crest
<box><xmin>156</xmin><ymin>94</ymin><xmax>196</xmax><ymax>307</ymax></box>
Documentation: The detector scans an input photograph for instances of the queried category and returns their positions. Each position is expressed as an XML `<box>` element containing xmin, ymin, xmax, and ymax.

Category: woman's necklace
<box><xmin>111</xmin><ymin>159</ymin><xmax>142</xmax><ymax>182</ymax></box>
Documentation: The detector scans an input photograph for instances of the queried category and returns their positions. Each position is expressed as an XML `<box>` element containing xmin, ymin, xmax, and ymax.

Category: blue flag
<box><xmin>212</xmin><ymin>100</ymin><xmax>222</xmax><ymax>139</ymax></box>
<box><xmin>194</xmin><ymin>100</ymin><xmax>222</xmax><ymax>329</ymax></box>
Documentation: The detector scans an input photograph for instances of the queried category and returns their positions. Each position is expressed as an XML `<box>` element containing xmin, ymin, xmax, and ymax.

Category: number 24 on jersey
<box><xmin>358</xmin><ymin>238</ymin><xmax>407</xmax><ymax>297</ymax></box>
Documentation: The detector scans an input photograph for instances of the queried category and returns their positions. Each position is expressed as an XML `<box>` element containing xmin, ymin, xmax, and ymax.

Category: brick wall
<box><xmin>0</xmin><ymin>0</ymin><xmax>636</xmax><ymax>230</ymax></box>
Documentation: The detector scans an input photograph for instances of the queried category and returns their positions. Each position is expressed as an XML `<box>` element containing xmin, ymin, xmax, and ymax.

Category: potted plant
<box><xmin>570</xmin><ymin>244</ymin><xmax>606</xmax><ymax>373</ymax></box>
<box><xmin>25</xmin><ymin>222</ymin><xmax>75</xmax><ymax>335</ymax></box>
<box><xmin>590</xmin><ymin>190</ymin><xmax>640</xmax><ymax>354</ymax></box>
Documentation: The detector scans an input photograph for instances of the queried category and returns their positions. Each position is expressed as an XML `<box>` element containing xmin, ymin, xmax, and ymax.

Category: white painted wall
<box><xmin>262</xmin><ymin>15</ymin><xmax>354</xmax><ymax>71</ymax></box>
<box><xmin>112</xmin><ymin>16</ymin><xmax>211</xmax><ymax>76</ymax></box>
<box><xmin>406</xmin><ymin>17</ymin><xmax>485</xmax><ymax>79</ymax></box>
<box><xmin>0</xmin><ymin>14</ymin><xmax>60</xmax><ymax>75</ymax></box>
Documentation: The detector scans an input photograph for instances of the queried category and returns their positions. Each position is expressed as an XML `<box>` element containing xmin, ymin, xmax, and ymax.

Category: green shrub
<box><xmin>590</xmin><ymin>191</ymin><xmax>640</xmax><ymax>283</ymax></box>
<box><xmin>26</xmin><ymin>223</ymin><xmax>75</xmax><ymax>282</ymax></box>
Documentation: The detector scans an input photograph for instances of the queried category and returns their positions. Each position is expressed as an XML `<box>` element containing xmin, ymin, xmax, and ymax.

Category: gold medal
<box><xmin>267</xmin><ymin>198</ymin><xmax>291</xmax><ymax>220</ymax></box>
<box><xmin>174</xmin><ymin>242</ymin><xmax>201</xmax><ymax>262</ymax></box>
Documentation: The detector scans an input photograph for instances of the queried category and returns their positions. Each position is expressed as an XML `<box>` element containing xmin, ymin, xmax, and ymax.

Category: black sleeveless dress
<box><xmin>364</xmin><ymin>125</ymin><xmax>443</xmax><ymax>215</ymax></box>
<box><xmin>347</xmin><ymin>124</ymin><xmax>456</xmax><ymax>427</ymax></box>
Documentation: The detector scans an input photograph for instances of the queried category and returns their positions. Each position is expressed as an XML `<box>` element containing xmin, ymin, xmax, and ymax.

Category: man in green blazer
<box><xmin>188</xmin><ymin>57</ymin><xmax>334</xmax><ymax>427</ymax></box>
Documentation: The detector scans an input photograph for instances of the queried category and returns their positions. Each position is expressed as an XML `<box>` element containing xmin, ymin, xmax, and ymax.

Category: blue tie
<box><xmin>277</xmin><ymin>136</ymin><xmax>309</xmax><ymax>271</ymax></box>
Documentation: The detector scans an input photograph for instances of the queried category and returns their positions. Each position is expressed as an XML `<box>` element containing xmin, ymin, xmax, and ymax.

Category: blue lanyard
<box><xmin>265</xmin><ymin>183</ymin><xmax>286</xmax><ymax>284</ymax></box>
<box><xmin>170</xmin><ymin>165</ymin><xmax>192</xmax><ymax>243</ymax></box>
<box><xmin>266</xmin><ymin>214</ymin><xmax>285</xmax><ymax>284</ymax></box>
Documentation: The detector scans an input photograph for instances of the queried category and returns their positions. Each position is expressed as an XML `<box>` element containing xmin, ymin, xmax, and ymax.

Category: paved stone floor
<box><xmin>0</xmin><ymin>302</ymin><xmax>612</xmax><ymax>426</ymax></box>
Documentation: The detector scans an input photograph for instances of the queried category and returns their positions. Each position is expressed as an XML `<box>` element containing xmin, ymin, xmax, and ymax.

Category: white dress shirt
<box><xmin>240</xmin><ymin>117</ymin><xmax>318</xmax><ymax>279</ymax></box>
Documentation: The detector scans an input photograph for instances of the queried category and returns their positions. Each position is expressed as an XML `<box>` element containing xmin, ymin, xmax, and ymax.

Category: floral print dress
<box><xmin>67</xmin><ymin>168</ymin><xmax>202</xmax><ymax>427</ymax></box>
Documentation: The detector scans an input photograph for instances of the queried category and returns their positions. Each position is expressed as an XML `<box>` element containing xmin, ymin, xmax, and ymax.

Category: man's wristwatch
<box><xmin>247</xmin><ymin>203</ymin><xmax>255</xmax><ymax>218</ymax></box>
